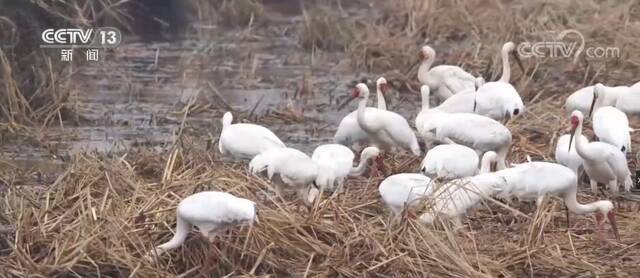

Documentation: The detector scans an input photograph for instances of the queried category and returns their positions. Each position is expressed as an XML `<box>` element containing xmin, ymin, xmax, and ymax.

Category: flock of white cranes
<box><xmin>148</xmin><ymin>42</ymin><xmax>639</xmax><ymax>259</ymax></box>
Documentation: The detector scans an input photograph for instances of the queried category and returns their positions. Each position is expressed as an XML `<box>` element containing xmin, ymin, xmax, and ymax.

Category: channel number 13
<box><xmin>99</xmin><ymin>30</ymin><xmax>118</xmax><ymax>46</ymax></box>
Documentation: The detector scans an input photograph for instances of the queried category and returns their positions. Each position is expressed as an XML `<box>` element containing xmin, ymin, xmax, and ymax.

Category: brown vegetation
<box><xmin>2</xmin><ymin>0</ymin><xmax>640</xmax><ymax>277</ymax></box>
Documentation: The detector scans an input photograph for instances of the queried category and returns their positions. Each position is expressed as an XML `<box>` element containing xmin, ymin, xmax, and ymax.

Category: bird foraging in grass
<box><xmin>147</xmin><ymin>191</ymin><xmax>258</xmax><ymax>260</ymax></box>
<box><xmin>495</xmin><ymin>160</ymin><xmax>619</xmax><ymax>240</ymax></box>
<box><xmin>249</xmin><ymin>147</ymin><xmax>320</xmax><ymax>207</ymax></box>
<box><xmin>311</xmin><ymin>144</ymin><xmax>380</xmax><ymax>193</ymax></box>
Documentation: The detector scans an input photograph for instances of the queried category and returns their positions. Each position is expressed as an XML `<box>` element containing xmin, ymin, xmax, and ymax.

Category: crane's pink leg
<box><xmin>594</xmin><ymin>212</ymin><xmax>604</xmax><ymax>240</ymax></box>
<box><xmin>376</xmin><ymin>154</ymin><xmax>387</xmax><ymax>177</ymax></box>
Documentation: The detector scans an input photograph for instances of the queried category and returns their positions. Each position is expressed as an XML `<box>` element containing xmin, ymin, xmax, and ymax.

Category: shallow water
<box><xmin>0</xmin><ymin>0</ymin><xmax>422</xmax><ymax>171</ymax></box>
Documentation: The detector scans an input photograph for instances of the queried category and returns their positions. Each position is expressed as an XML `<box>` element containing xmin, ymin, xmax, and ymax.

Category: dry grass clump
<box><xmin>0</xmin><ymin>0</ymin><xmax>135</xmax><ymax>127</ymax></box>
<box><xmin>333</xmin><ymin>0</ymin><xmax>640</xmax><ymax>94</ymax></box>
<box><xmin>2</xmin><ymin>137</ymin><xmax>640</xmax><ymax>276</ymax></box>
<box><xmin>190</xmin><ymin>0</ymin><xmax>264</xmax><ymax>28</ymax></box>
<box><xmin>298</xmin><ymin>4</ymin><xmax>356</xmax><ymax>51</ymax></box>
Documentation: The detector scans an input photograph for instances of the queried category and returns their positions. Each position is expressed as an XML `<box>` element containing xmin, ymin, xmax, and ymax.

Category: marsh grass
<box><xmin>1</xmin><ymin>136</ymin><xmax>639</xmax><ymax>277</ymax></box>
<box><xmin>2</xmin><ymin>0</ymin><xmax>640</xmax><ymax>277</ymax></box>
<box><xmin>299</xmin><ymin>4</ymin><xmax>355</xmax><ymax>51</ymax></box>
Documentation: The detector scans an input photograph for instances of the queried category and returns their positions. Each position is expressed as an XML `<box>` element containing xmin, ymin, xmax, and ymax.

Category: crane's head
<box><xmin>338</xmin><ymin>83</ymin><xmax>369</xmax><ymax>111</ymax></box>
<box><xmin>594</xmin><ymin>201</ymin><xmax>619</xmax><ymax>240</ymax></box>
<box><xmin>419</xmin><ymin>45</ymin><xmax>435</xmax><ymax>61</ymax></box>
<box><xmin>568</xmin><ymin>110</ymin><xmax>584</xmax><ymax>152</ymax></box>
<box><xmin>503</xmin><ymin>41</ymin><xmax>525</xmax><ymax>73</ymax></box>
<box><xmin>361</xmin><ymin>146</ymin><xmax>381</xmax><ymax>161</ymax></box>
<box><xmin>376</xmin><ymin>77</ymin><xmax>389</xmax><ymax>94</ymax></box>
<box><xmin>304</xmin><ymin>181</ymin><xmax>321</xmax><ymax>207</ymax></box>
<box><xmin>589</xmin><ymin>83</ymin><xmax>605</xmax><ymax>117</ymax></box>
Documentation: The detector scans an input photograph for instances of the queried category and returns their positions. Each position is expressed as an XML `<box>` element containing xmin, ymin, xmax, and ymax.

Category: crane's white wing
<box><xmin>434</xmin><ymin>114</ymin><xmax>511</xmax><ymax>151</ymax></box>
<box><xmin>604</xmin><ymin>150</ymin><xmax>631</xmax><ymax>181</ymax></box>
<box><xmin>178</xmin><ymin>192</ymin><xmax>255</xmax><ymax>225</ymax></box>
<box><xmin>220</xmin><ymin>123</ymin><xmax>286</xmax><ymax>159</ymax></box>
<box><xmin>334</xmin><ymin>111</ymin><xmax>369</xmax><ymax>147</ymax></box>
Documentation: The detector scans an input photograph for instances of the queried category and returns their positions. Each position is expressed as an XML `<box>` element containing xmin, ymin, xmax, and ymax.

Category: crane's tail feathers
<box><xmin>222</xmin><ymin>112</ymin><xmax>233</xmax><ymax>129</ymax></box>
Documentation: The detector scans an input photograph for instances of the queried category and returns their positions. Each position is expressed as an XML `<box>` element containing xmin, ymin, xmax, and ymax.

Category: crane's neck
<box><xmin>592</xmin><ymin>89</ymin><xmax>606</xmax><ymax>115</ymax></box>
<box><xmin>376</xmin><ymin>85</ymin><xmax>387</xmax><ymax>110</ymax></box>
<box><xmin>573</xmin><ymin>123</ymin><xmax>594</xmax><ymax>161</ymax></box>
<box><xmin>478</xmin><ymin>155</ymin><xmax>493</xmax><ymax>173</ymax></box>
<box><xmin>563</xmin><ymin>186</ymin><xmax>606</xmax><ymax>214</ymax></box>
<box><xmin>499</xmin><ymin>48</ymin><xmax>511</xmax><ymax>83</ymax></box>
<box><xmin>350</xmin><ymin>151</ymin><xmax>373</xmax><ymax>176</ymax></box>
<box><xmin>418</xmin><ymin>58</ymin><xmax>434</xmax><ymax>84</ymax></box>
<box><xmin>153</xmin><ymin>215</ymin><xmax>190</xmax><ymax>256</ymax></box>
<box><xmin>356</xmin><ymin>95</ymin><xmax>375</xmax><ymax>132</ymax></box>
<box><xmin>421</xmin><ymin>89</ymin><xmax>430</xmax><ymax>111</ymax></box>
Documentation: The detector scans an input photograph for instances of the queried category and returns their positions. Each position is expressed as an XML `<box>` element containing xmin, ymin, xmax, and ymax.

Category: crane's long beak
<box><xmin>473</xmin><ymin>96</ymin><xmax>478</xmax><ymax>112</ymax></box>
<box><xmin>568</xmin><ymin>130</ymin><xmax>575</xmax><ymax>152</ymax></box>
<box><xmin>512</xmin><ymin>51</ymin><xmax>525</xmax><ymax>73</ymax></box>
<box><xmin>608</xmin><ymin>210</ymin><xmax>620</xmax><ymax>240</ymax></box>
<box><xmin>588</xmin><ymin>93</ymin><xmax>598</xmax><ymax>118</ymax></box>
<box><xmin>337</xmin><ymin>96</ymin><xmax>355</xmax><ymax>111</ymax></box>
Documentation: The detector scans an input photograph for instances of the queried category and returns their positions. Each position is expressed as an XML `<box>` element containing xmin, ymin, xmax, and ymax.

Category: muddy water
<box><xmin>1</xmin><ymin>1</ymin><xmax>422</xmax><ymax>172</ymax></box>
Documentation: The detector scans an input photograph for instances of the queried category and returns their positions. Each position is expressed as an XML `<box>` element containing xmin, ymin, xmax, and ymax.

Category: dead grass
<box><xmin>190</xmin><ymin>0</ymin><xmax>264</xmax><ymax>28</ymax></box>
<box><xmin>1</xmin><ymin>137</ymin><xmax>639</xmax><ymax>277</ymax></box>
<box><xmin>298</xmin><ymin>3</ymin><xmax>356</xmax><ymax>51</ymax></box>
<box><xmin>2</xmin><ymin>0</ymin><xmax>640</xmax><ymax>277</ymax></box>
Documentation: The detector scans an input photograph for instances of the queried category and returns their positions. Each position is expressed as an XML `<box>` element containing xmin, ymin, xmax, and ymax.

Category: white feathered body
<box><xmin>419</xmin><ymin>173</ymin><xmax>508</xmax><ymax>224</ymax></box>
<box><xmin>219</xmin><ymin>112</ymin><xmax>286</xmax><ymax>159</ymax></box>
<box><xmin>422</xmin><ymin>113</ymin><xmax>512</xmax><ymax>153</ymax></box>
<box><xmin>497</xmin><ymin>162</ymin><xmax>577</xmax><ymax>202</ymax></box>
<box><xmin>555</xmin><ymin>134</ymin><xmax>589</xmax><ymax>174</ymax></box>
<box><xmin>565</xmin><ymin>85</ymin><xmax>623</xmax><ymax>115</ymax></box>
<box><xmin>419</xmin><ymin>65</ymin><xmax>476</xmax><ymax>101</ymax></box>
<box><xmin>379</xmin><ymin>173</ymin><xmax>433</xmax><ymax>215</ymax></box>
<box><xmin>579</xmin><ymin>141</ymin><xmax>632</xmax><ymax>192</ymax></box>
<box><xmin>420</xmin><ymin>144</ymin><xmax>480</xmax><ymax>179</ymax></box>
<box><xmin>357</xmin><ymin>108</ymin><xmax>421</xmax><ymax>155</ymax></box>
<box><xmin>312</xmin><ymin>144</ymin><xmax>355</xmax><ymax>190</ymax></box>
<box><xmin>593</xmin><ymin>106</ymin><xmax>632</xmax><ymax>153</ymax></box>
<box><xmin>177</xmin><ymin>191</ymin><xmax>257</xmax><ymax>234</ymax></box>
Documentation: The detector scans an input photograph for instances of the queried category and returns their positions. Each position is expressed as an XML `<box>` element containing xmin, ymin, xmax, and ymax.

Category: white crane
<box><xmin>249</xmin><ymin>147</ymin><xmax>320</xmax><ymax>206</ymax></box>
<box><xmin>418</xmin><ymin>45</ymin><xmax>476</xmax><ymax>101</ymax></box>
<box><xmin>148</xmin><ymin>191</ymin><xmax>258</xmax><ymax>258</ymax></box>
<box><xmin>568</xmin><ymin>110</ymin><xmax>632</xmax><ymax>193</ymax></box>
<box><xmin>418</xmin><ymin>172</ymin><xmax>509</xmax><ymax>227</ymax></box>
<box><xmin>340</xmin><ymin>83</ymin><xmax>421</xmax><ymax>156</ymax></box>
<box><xmin>555</xmin><ymin>134</ymin><xmax>589</xmax><ymax>175</ymax></box>
<box><xmin>565</xmin><ymin>84</ymin><xmax>625</xmax><ymax>115</ymax></box>
<box><xmin>419</xmin><ymin>111</ymin><xmax>512</xmax><ymax>170</ymax></box>
<box><xmin>311</xmin><ymin>144</ymin><xmax>380</xmax><ymax>192</ymax></box>
<box><xmin>334</xmin><ymin>77</ymin><xmax>389</xmax><ymax>151</ymax></box>
<box><xmin>379</xmin><ymin>173</ymin><xmax>433</xmax><ymax>217</ymax></box>
<box><xmin>435</xmin><ymin>42</ymin><xmax>525</xmax><ymax>121</ymax></box>
<box><xmin>218</xmin><ymin>112</ymin><xmax>286</xmax><ymax>159</ymax></box>
<box><xmin>590</xmin><ymin>83</ymin><xmax>632</xmax><ymax>153</ymax></box>
<box><xmin>614</xmin><ymin>83</ymin><xmax>640</xmax><ymax>114</ymax></box>
<box><xmin>495</xmin><ymin>161</ymin><xmax>619</xmax><ymax>239</ymax></box>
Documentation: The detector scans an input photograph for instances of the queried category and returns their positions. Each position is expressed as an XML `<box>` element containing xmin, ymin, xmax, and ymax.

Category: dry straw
<box><xmin>2</xmin><ymin>0</ymin><xmax>640</xmax><ymax>277</ymax></box>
